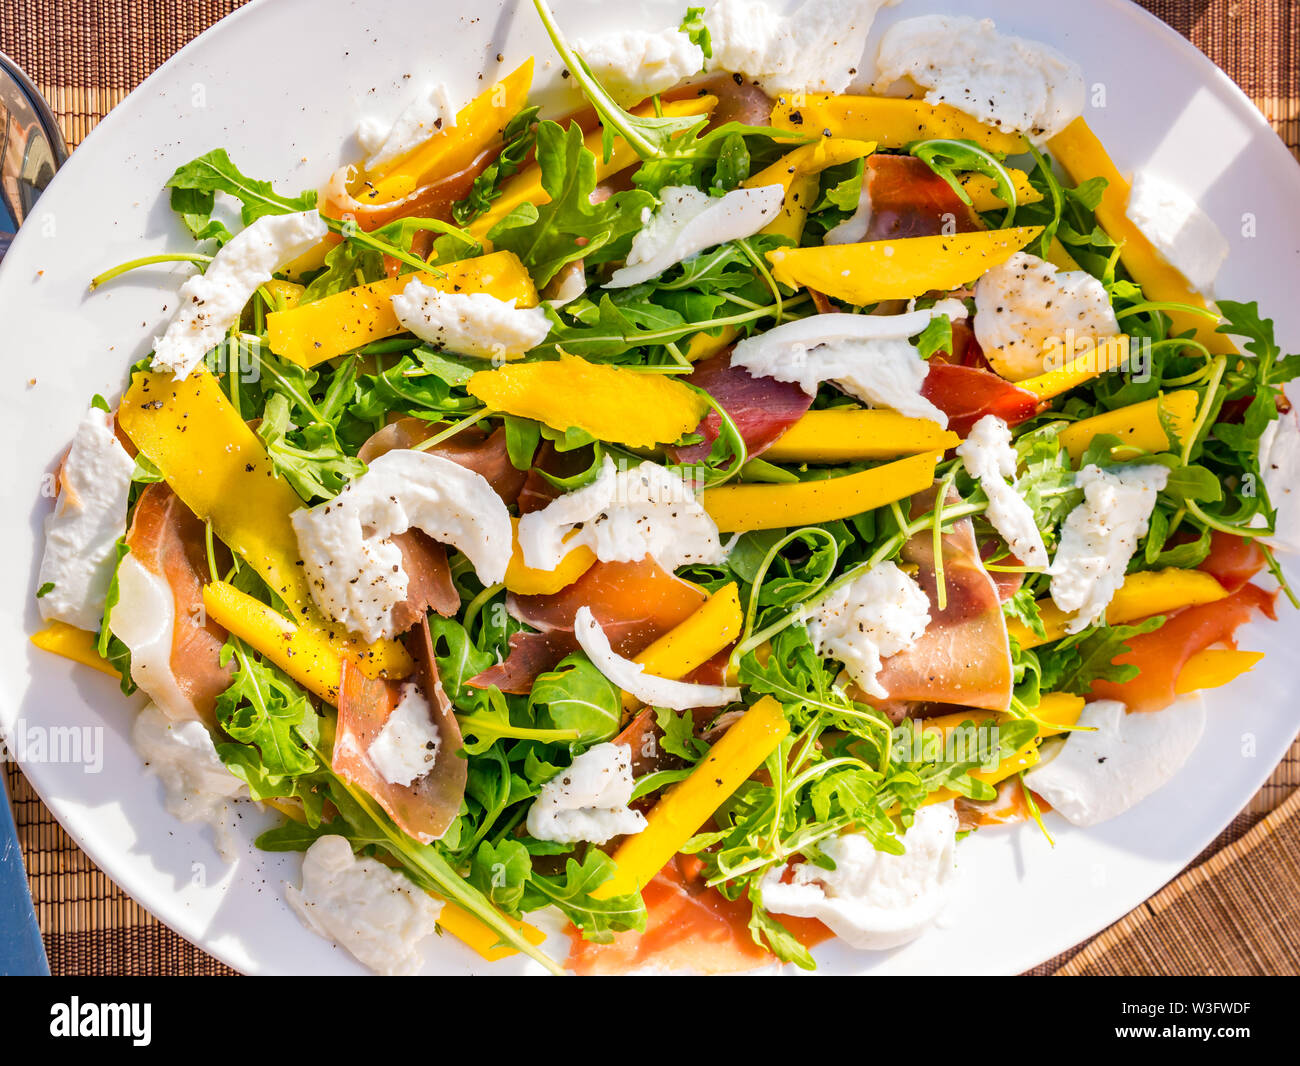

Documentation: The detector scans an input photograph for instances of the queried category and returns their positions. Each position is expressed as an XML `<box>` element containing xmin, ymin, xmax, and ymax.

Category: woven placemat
<box><xmin>2</xmin><ymin>0</ymin><xmax>1298</xmax><ymax>977</ymax></box>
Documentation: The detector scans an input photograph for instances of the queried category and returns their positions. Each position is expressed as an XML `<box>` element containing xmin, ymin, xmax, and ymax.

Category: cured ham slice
<box><xmin>871</xmin><ymin>485</ymin><xmax>1014</xmax><ymax>713</ymax></box>
<box><xmin>322</xmin><ymin>148</ymin><xmax>496</xmax><ymax>232</ymax></box>
<box><xmin>1090</xmin><ymin>583</ymin><xmax>1277</xmax><ymax>713</ymax></box>
<box><xmin>858</xmin><ymin>155</ymin><xmax>981</xmax><ymax>243</ymax></box>
<box><xmin>516</xmin><ymin>442</ymin><xmax>597</xmax><ymax>515</ymax></box>
<box><xmin>115</xmin><ymin>484</ymin><xmax>234</xmax><ymax>726</ymax></box>
<box><xmin>921</xmin><ymin>363</ymin><xmax>1038</xmax><ymax>439</ymax></box>
<box><xmin>673</xmin><ymin>348</ymin><xmax>814</xmax><ymax>464</ymax></box>
<box><xmin>1197</xmin><ymin>531</ymin><xmax>1267</xmax><ymax>593</ymax></box>
<box><xmin>354</xmin><ymin>417</ymin><xmax>530</xmax><ymax>631</ymax></box>
<box><xmin>334</xmin><ymin>616</ymin><xmax>466</xmax><ymax>842</ymax></box>
<box><xmin>468</xmin><ymin>560</ymin><xmax>706</xmax><ymax>694</ymax></box>
<box><xmin>567</xmin><ymin>855</ymin><xmax>829</xmax><ymax>975</ymax></box>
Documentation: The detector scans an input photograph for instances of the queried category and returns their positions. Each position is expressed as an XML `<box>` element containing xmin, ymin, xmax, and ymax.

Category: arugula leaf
<box><xmin>654</xmin><ymin>706</ymin><xmax>706</xmax><ymax>762</ymax></box>
<box><xmin>520</xmin><ymin>851</ymin><xmax>647</xmax><ymax>943</ymax></box>
<box><xmin>529</xmin><ymin>654</ymin><xmax>621</xmax><ymax>744</ymax></box>
<box><xmin>915</xmin><ymin>314</ymin><xmax>953</xmax><ymax>359</ymax></box>
<box><xmin>165</xmin><ymin>149</ymin><xmax>317</xmax><ymax>242</ymax></box>
<box><xmin>452</xmin><ymin>106</ymin><xmax>541</xmax><ymax>226</ymax></box>
<box><xmin>1040</xmin><ymin>616</ymin><xmax>1167</xmax><ymax>694</ymax></box>
<box><xmin>488</xmin><ymin>120</ymin><xmax>655</xmax><ymax>285</ymax></box>
<box><xmin>214</xmin><ymin>640</ymin><xmax>321</xmax><ymax>776</ymax></box>
<box><xmin>679</xmin><ymin>6</ymin><xmax>713</xmax><ymax>59</ymax></box>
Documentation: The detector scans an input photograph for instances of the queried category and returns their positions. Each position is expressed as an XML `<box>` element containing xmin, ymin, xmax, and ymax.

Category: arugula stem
<box><xmin>412</xmin><ymin>408</ymin><xmax>496</xmax><ymax>452</ymax></box>
<box><xmin>322</xmin><ymin>216</ymin><xmax>446</xmax><ymax>277</ymax></box>
<box><xmin>89</xmin><ymin>252</ymin><xmax>213</xmax><ymax>290</ymax></box>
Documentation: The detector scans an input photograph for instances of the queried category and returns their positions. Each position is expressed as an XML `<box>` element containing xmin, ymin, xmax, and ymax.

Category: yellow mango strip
<box><xmin>202</xmin><ymin>581</ymin><xmax>412</xmax><ymax>702</ymax></box>
<box><xmin>470</xmin><ymin>96</ymin><xmax>719</xmax><ymax>243</ymax></box>
<box><xmin>1016</xmin><ymin>335</ymin><xmax>1130</xmax><ymax>401</ymax></box>
<box><xmin>959</xmin><ymin>169</ymin><xmax>1043</xmax><ymax>213</ymax></box>
<box><xmin>621</xmin><ymin>584</ymin><xmax>744</xmax><ymax>711</ymax></box>
<box><xmin>466</xmin><ymin>352</ymin><xmax>709</xmax><ymax>449</ymax></box>
<box><xmin>772</xmin><ymin>95</ymin><xmax>1027</xmax><ymax>155</ymax></box>
<box><xmin>118</xmin><ymin>370</ymin><xmax>410</xmax><ymax>679</ymax></box>
<box><xmin>921</xmin><ymin>694</ymin><xmax>1086</xmax><ymax>744</ymax></box>
<box><xmin>366</xmin><ymin>59</ymin><xmax>535</xmax><ymax>202</ymax></box>
<box><xmin>594</xmin><ymin>696</ymin><xmax>790</xmax><ymax>899</ymax></box>
<box><xmin>263</xmin><ymin>279</ymin><xmax>305</xmax><ymax>311</ymax></box>
<box><xmin>924</xmin><ymin>744</ymin><xmax>1043</xmax><ymax>808</ymax></box>
<box><xmin>1008</xmin><ymin>569</ymin><xmax>1230</xmax><ymax>650</ymax></box>
<box><xmin>1047</xmin><ymin>118</ymin><xmax>1235</xmax><ymax>355</ymax></box>
<box><xmin>1175</xmin><ymin>648</ymin><xmax>1265</xmax><ymax>695</ymax></box>
<box><xmin>742</xmin><ymin>138</ymin><xmax>876</xmax><ymax>241</ymax></box>
<box><xmin>684</xmin><ymin>324</ymin><xmax>739</xmax><ymax>363</ymax></box>
<box><xmin>766</xmin><ymin>227</ymin><xmax>1042</xmax><ymax>306</ymax></box>
<box><xmin>763</xmin><ymin>409</ymin><xmax>959</xmax><ymax>463</ymax></box>
<box><xmin>1059</xmin><ymin>390</ymin><xmax>1200</xmax><ymax>462</ymax></box>
<box><xmin>702</xmin><ymin>450</ymin><xmax>941</xmax><ymax>532</ymax></box>
<box><xmin>30</xmin><ymin>621</ymin><xmax>119</xmax><ymax>678</ymax></box>
<box><xmin>1046</xmin><ymin>238</ymin><xmax>1081</xmax><ymax>271</ymax></box>
<box><xmin>266</xmin><ymin>250</ymin><xmax>537</xmax><ymax>367</ymax></box>
<box><xmin>503</xmin><ymin>517</ymin><xmax>596</xmax><ymax>596</ymax></box>
<box><xmin>433</xmin><ymin>899</ymin><xmax>549</xmax><ymax>962</ymax></box>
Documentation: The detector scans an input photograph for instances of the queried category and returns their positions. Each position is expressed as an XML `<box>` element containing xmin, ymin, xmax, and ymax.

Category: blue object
<box><xmin>0</xmin><ymin>773</ymin><xmax>49</xmax><ymax>975</ymax></box>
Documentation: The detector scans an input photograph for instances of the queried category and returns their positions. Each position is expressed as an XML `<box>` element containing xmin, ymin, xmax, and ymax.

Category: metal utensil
<box><xmin>0</xmin><ymin>49</ymin><xmax>61</xmax><ymax>976</ymax></box>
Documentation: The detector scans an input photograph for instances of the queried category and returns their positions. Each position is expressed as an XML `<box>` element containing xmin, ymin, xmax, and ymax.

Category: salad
<box><xmin>29</xmin><ymin>0</ymin><xmax>1300</xmax><ymax>976</ymax></box>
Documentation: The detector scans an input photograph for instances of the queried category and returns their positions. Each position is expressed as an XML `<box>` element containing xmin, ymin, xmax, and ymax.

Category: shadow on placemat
<box><xmin>1</xmin><ymin>0</ymin><xmax>1298</xmax><ymax>977</ymax></box>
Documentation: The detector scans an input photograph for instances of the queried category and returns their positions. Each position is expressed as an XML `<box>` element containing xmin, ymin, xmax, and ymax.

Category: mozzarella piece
<box><xmin>37</xmin><ymin>406</ymin><xmax>134</xmax><ymax>630</ymax></box>
<box><xmin>1024</xmin><ymin>697</ymin><xmax>1207</xmax><ymax>826</ymax></box>
<box><xmin>1258</xmin><ymin>408</ymin><xmax>1300</xmax><ymax>553</ymax></box>
<box><xmin>606</xmin><ymin>184</ymin><xmax>785</xmax><ymax>289</ymax></box>
<box><xmin>574</xmin><ymin>28</ymin><xmax>704</xmax><ymax>107</ymax></box>
<box><xmin>973</xmin><ymin>252</ymin><xmax>1119</xmax><ymax>382</ymax></box>
<box><xmin>1126</xmin><ymin>171</ymin><xmax>1230</xmax><ymax>295</ymax></box>
<box><xmin>132</xmin><ymin>703</ymin><xmax>248</xmax><ymax>862</ymax></box>
<box><xmin>705</xmin><ymin>0</ymin><xmax>899</xmax><ymax>97</ymax></box>
<box><xmin>390</xmin><ymin>282</ymin><xmax>551</xmax><ymax>361</ymax></box>
<box><xmin>357</xmin><ymin>83</ymin><xmax>457</xmax><ymax>170</ymax></box>
<box><xmin>152</xmin><ymin>211</ymin><xmax>328</xmax><ymax>380</ymax></box>
<box><xmin>286</xmin><ymin>835</ymin><xmax>443</xmax><ymax>976</ymax></box>
<box><xmin>956</xmin><ymin>415</ymin><xmax>1049</xmax><ymax>569</ymax></box>
<box><xmin>730</xmin><ymin>300</ymin><xmax>966</xmax><ymax>425</ymax></box>
<box><xmin>1049</xmin><ymin>463</ymin><xmax>1170</xmax><ymax>634</ymax></box>
<box><xmin>525</xmin><ymin>742</ymin><xmax>647</xmax><ymax>845</ymax></box>
<box><xmin>872</xmin><ymin>15</ymin><xmax>1085</xmax><ymax>142</ymax></box>
<box><xmin>573</xmin><ymin>606</ymin><xmax>741</xmax><ymax>711</ymax></box>
<box><xmin>367</xmin><ymin>683</ymin><xmax>441</xmax><ymax>787</ymax></box>
<box><xmin>112</xmin><ymin>555</ymin><xmax>198</xmax><ymax>722</ymax></box>
<box><xmin>805</xmin><ymin>560</ymin><xmax>931</xmax><ymax>699</ymax></box>
<box><xmin>516</xmin><ymin>456</ymin><xmax>724</xmax><ymax>572</ymax></box>
<box><xmin>759</xmin><ymin>803</ymin><xmax>959</xmax><ymax>951</ymax></box>
<box><xmin>291</xmin><ymin>450</ymin><xmax>513</xmax><ymax>643</ymax></box>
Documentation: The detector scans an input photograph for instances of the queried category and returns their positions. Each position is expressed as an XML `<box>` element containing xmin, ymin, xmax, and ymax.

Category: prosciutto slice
<box><xmin>871</xmin><ymin>485</ymin><xmax>1014</xmax><ymax>713</ymax></box>
<box><xmin>354</xmin><ymin>417</ymin><xmax>530</xmax><ymax>629</ymax></box>
<box><xmin>334</xmin><ymin>616</ymin><xmax>467</xmax><ymax>842</ymax></box>
<box><xmin>468</xmin><ymin>559</ymin><xmax>707</xmax><ymax>694</ymax></box>
<box><xmin>921</xmin><ymin>363</ymin><xmax>1039</xmax><ymax>439</ymax></box>
<box><xmin>672</xmin><ymin>348</ymin><xmax>814</xmax><ymax>464</ymax></box>
<box><xmin>321</xmin><ymin>147</ymin><xmax>497</xmax><ymax>232</ymax></box>
<box><xmin>117</xmin><ymin>484</ymin><xmax>234</xmax><ymax>726</ymax></box>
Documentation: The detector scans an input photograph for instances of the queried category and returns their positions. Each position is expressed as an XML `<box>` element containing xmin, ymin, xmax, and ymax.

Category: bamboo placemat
<box><xmin>2</xmin><ymin>0</ymin><xmax>1298</xmax><ymax>977</ymax></box>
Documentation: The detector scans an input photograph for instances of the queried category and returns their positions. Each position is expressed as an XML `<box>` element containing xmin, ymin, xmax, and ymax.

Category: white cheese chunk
<box><xmin>113</xmin><ymin>554</ymin><xmax>199</xmax><ymax>722</ymax></box>
<box><xmin>573</xmin><ymin>606</ymin><xmax>741</xmax><ymax>711</ymax></box>
<box><xmin>574</xmin><ymin>28</ymin><xmax>704</xmax><ymax>107</ymax></box>
<box><xmin>357</xmin><ymin>83</ymin><xmax>457</xmax><ymax>170</ymax></box>
<box><xmin>291</xmin><ymin>450</ymin><xmax>513</xmax><ymax>643</ymax></box>
<box><xmin>705</xmin><ymin>0</ymin><xmax>899</xmax><ymax>97</ymax></box>
<box><xmin>805</xmin><ymin>560</ymin><xmax>930</xmax><ymax>699</ymax></box>
<box><xmin>516</xmin><ymin>456</ymin><xmax>724</xmax><ymax>572</ymax></box>
<box><xmin>286</xmin><ymin>835</ymin><xmax>443</xmax><ymax>976</ymax></box>
<box><xmin>525</xmin><ymin>742</ymin><xmax>647</xmax><ymax>845</ymax></box>
<box><xmin>132</xmin><ymin>703</ymin><xmax>248</xmax><ymax>862</ymax></box>
<box><xmin>730</xmin><ymin>300</ymin><xmax>966</xmax><ymax>425</ymax></box>
<box><xmin>759</xmin><ymin>803</ymin><xmax>959</xmax><ymax>951</ymax></box>
<box><xmin>1049</xmin><ymin>463</ymin><xmax>1170</xmax><ymax>634</ymax></box>
<box><xmin>606</xmin><ymin>184</ymin><xmax>785</xmax><ymax>289</ymax></box>
<box><xmin>391</xmin><ymin>282</ymin><xmax>551</xmax><ymax>361</ymax></box>
<box><xmin>1257</xmin><ymin>409</ymin><xmax>1300</xmax><ymax>553</ymax></box>
<box><xmin>368</xmin><ymin>683</ymin><xmax>441</xmax><ymax>787</ymax></box>
<box><xmin>37</xmin><ymin>406</ymin><xmax>134</xmax><ymax>630</ymax></box>
<box><xmin>872</xmin><ymin>15</ymin><xmax>1085</xmax><ymax>142</ymax></box>
<box><xmin>973</xmin><ymin>252</ymin><xmax>1119</xmax><ymax>382</ymax></box>
<box><xmin>1127</xmin><ymin>171</ymin><xmax>1230</xmax><ymax>295</ymax></box>
<box><xmin>1023</xmin><ymin>696</ymin><xmax>1207</xmax><ymax>826</ymax></box>
<box><xmin>956</xmin><ymin>414</ymin><xmax>1049</xmax><ymax>569</ymax></box>
<box><xmin>152</xmin><ymin>211</ymin><xmax>328</xmax><ymax>380</ymax></box>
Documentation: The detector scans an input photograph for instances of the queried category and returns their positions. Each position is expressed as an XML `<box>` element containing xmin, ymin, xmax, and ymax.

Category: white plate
<box><xmin>1</xmin><ymin>0</ymin><xmax>1297</xmax><ymax>976</ymax></box>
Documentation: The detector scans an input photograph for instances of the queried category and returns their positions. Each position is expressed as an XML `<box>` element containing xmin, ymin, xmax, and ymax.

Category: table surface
<box><xmin>1</xmin><ymin>0</ymin><xmax>1298</xmax><ymax>976</ymax></box>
